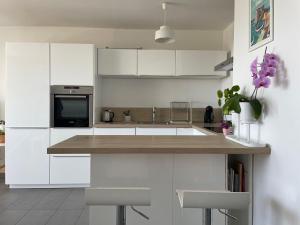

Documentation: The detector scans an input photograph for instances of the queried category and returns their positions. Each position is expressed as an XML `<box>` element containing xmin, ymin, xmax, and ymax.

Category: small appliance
<box><xmin>102</xmin><ymin>110</ymin><xmax>115</xmax><ymax>122</ymax></box>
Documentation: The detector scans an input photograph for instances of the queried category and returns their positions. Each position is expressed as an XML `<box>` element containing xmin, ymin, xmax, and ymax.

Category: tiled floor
<box><xmin>0</xmin><ymin>177</ymin><xmax>89</xmax><ymax>225</ymax></box>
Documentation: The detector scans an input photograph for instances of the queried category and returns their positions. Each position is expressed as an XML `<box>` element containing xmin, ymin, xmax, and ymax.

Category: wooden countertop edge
<box><xmin>48</xmin><ymin>146</ymin><xmax>271</xmax><ymax>155</ymax></box>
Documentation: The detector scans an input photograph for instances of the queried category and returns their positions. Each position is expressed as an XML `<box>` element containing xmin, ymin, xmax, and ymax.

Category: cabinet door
<box><xmin>50</xmin><ymin>128</ymin><xmax>93</xmax><ymax>184</ymax></box>
<box><xmin>94</xmin><ymin>128</ymin><xmax>136</xmax><ymax>135</ymax></box>
<box><xmin>5</xmin><ymin>128</ymin><xmax>50</xmax><ymax>185</ymax></box>
<box><xmin>138</xmin><ymin>50</ymin><xmax>175</xmax><ymax>76</ymax></box>
<box><xmin>176</xmin><ymin>50</ymin><xmax>227</xmax><ymax>76</ymax></box>
<box><xmin>136</xmin><ymin>128</ymin><xmax>176</xmax><ymax>135</ymax></box>
<box><xmin>5</xmin><ymin>42</ymin><xmax>50</xmax><ymax>127</ymax></box>
<box><xmin>98</xmin><ymin>49</ymin><xmax>138</xmax><ymax>76</ymax></box>
<box><xmin>50</xmin><ymin>43</ymin><xmax>95</xmax><ymax>85</ymax></box>
<box><xmin>173</xmin><ymin>155</ymin><xmax>226</xmax><ymax>225</ymax></box>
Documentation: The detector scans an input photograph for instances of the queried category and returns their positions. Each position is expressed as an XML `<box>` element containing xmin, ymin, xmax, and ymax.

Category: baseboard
<box><xmin>9</xmin><ymin>184</ymin><xmax>90</xmax><ymax>189</ymax></box>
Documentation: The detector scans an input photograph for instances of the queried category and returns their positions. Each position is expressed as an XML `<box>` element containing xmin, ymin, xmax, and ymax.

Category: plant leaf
<box><xmin>224</xmin><ymin>89</ymin><xmax>229</xmax><ymax>98</ymax></box>
<box><xmin>231</xmin><ymin>85</ymin><xmax>240</xmax><ymax>92</ymax></box>
<box><xmin>217</xmin><ymin>90</ymin><xmax>223</xmax><ymax>98</ymax></box>
<box><xmin>218</xmin><ymin>99</ymin><xmax>222</xmax><ymax>107</ymax></box>
<box><xmin>249</xmin><ymin>99</ymin><xmax>262</xmax><ymax>119</ymax></box>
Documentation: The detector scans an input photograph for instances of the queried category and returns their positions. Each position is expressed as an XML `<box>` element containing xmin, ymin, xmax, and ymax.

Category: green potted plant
<box><xmin>217</xmin><ymin>85</ymin><xmax>262</xmax><ymax>122</ymax></box>
<box><xmin>217</xmin><ymin>48</ymin><xmax>279</xmax><ymax>122</ymax></box>
<box><xmin>123</xmin><ymin>110</ymin><xmax>131</xmax><ymax>123</ymax></box>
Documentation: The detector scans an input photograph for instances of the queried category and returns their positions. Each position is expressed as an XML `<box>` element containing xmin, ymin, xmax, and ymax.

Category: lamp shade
<box><xmin>155</xmin><ymin>26</ymin><xmax>175</xmax><ymax>44</ymax></box>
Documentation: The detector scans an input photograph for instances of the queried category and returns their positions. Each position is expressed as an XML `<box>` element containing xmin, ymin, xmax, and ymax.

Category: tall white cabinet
<box><xmin>50</xmin><ymin>43</ymin><xmax>95</xmax><ymax>85</ymax></box>
<box><xmin>5</xmin><ymin>42</ymin><xmax>96</xmax><ymax>187</ymax></box>
<box><xmin>5</xmin><ymin>42</ymin><xmax>50</xmax><ymax>127</ymax></box>
<box><xmin>5</xmin><ymin>42</ymin><xmax>51</xmax><ymax>186</ymax></box>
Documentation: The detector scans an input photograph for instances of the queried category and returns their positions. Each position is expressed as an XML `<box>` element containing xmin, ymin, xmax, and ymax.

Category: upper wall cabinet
<box><xmin>138</xmin><ymin>50</ymin><xmax>176</xmax><ymax>76</ymax></box>
<box><xmin>175</xmin><ymin>50</ymin><xmax>227</xmax><ymax>77</ymax></box>
<box><xmin>98</xmin><ymin>49</ymin><xmax>138</xmax><ymax>76</ymax></box>
<box><xmin>5</xmin><ymin>42</ymin><xmax>50</xmax><ymax>127</ymax></box>
<box><xmin>51</xmin><ymin>43</ymin><xmax>95</xmax><ymax>86</ymax></box>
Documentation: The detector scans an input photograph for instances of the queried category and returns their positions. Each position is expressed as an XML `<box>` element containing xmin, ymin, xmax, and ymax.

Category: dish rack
<box><xmin>169</xmin><ymin>102</ymin><xmax>192</xmax><ymax>124</ymax></box>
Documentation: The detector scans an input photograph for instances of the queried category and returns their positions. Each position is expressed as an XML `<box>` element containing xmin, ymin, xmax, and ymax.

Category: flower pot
<box><xmin>222</xmin><ymin>127</ymin><xmax>233</xmax><ymax>136</ymax></box>
<box><xmin>124</xmin><ymin>116</ymin><xmax>131</xmax><ymax>123</ymax></box>
<box><xmin>0</xmin><ymin>135</ymin><xmax>4</xmax><ymax>143</ymax></box>
<box><xmin>223</xmin><ymin>128</ymin><xmax>230</xmax><ymax>136</ymax></box>
<box><xmin>240</xmin><ymin>102</ymin><xmax>255</xmax><ymax>123</ymax></box>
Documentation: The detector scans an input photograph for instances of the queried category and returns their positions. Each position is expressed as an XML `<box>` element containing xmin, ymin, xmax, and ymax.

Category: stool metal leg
<box><xmin>203</xmin><ymin>208</ymin><xmax>212</xmax><ymax>225</ymax></box>
<box><xmin>116</xmin><ymin>205</ymin><xmax>126</xmax><ymax>225</ymax></box>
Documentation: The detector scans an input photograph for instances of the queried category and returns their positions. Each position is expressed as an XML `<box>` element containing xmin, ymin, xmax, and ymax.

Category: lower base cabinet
<box><xmin>50</xmin><ymin>155</ymin><xmax>90</xmax><ymax>184</ymax></box>
<box><xmin>6</xmin><ymin>128</ymin><xmax>50</xmax><ymax>185</ymax></box>
<box><xmin>50</xmin><ymin>128</ymin><xmax>93</xmax><ymax>185</ymax></box>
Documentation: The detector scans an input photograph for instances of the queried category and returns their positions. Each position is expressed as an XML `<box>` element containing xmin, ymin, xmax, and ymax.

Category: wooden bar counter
<box><xmin>47</xmin><ymin>134</ymin><xmax>270</xmax><ymax>155</ymax></box>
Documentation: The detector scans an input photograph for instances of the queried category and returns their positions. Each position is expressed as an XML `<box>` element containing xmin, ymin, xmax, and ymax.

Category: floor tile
<box><xmin>16</xmin><ymin>210</ymin><xmax>55</xmax><ymax>225</ymax></box>
<box><xmin>0</xmin><ymin>210</ymin><xmax>27</xmax><ymax>225</ymax></box>
<box><xmin>46</xmin><ymin>209</ymin><xmax>82</xmax><ymax>225</ymax></box>
<box><xmin>76</xmin><ymin>208</ymin><xmax>89</xmax><ymax>225</ymax></box>
<box><xmin>33</xmin><ymin>189</ymin><xmax>72</xmax><ymax>210</ymax></box>
<box><xmin>8</xmin><ymin>189</ymin><xmax>50</xmax><ymax>210</ymax></box>
<box><xmin>59</xmin><ymin>189</ymin><xmax>85</xmax><ymax>210</ymax></box>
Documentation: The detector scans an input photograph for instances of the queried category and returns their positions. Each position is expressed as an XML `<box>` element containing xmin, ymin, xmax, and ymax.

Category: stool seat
<box><xmin>86</xmin><ymin>187</ymin><xmax>151</xmax><ymax>206</ymax></box>
<box><xmin>176</xmin><ymin>190</ymin><xmax>250</xmax><ymax>209</ymax></box>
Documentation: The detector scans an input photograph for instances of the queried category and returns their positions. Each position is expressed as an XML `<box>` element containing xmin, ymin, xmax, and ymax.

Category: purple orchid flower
<box><xmin>250</xmin><ymin>58</ymin><xmax>258</xmax><ymax>78</ymax></box>
<box><xmin>250</xmin><ymin>50</ymin><xmax>279</xmax><ymax>90</ymax></box>
<box><xmin>253</xmin><ymin>76</ymin><xmax>271</xmax><ymax>88</ymax></box>
<box><xmin>264</xmin><ymin>53</ymin><xmax>279</xmax><ymax>62</ymax></box>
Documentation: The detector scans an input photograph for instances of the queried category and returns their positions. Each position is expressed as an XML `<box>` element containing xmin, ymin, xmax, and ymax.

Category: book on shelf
<box><xmin>228</xmin><ymin>161</ymin><xmax>245</xmax><ymax>192</ymax></box>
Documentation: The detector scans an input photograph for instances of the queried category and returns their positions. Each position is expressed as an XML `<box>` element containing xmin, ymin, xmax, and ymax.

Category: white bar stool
<box><xmin>86</xmin><ymin>187</ymin><xmax>151</xmax><ymax>225</ymax></box>
<box><xmin>176</xmin><ymin>190</ymin><xmax>250</xmax><ymax>225</ymax></box>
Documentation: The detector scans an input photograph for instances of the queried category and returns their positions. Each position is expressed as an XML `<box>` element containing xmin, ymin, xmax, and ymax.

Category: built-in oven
<box><xmin>50</xmin><ymin>85</ymin><xmax>93</xmax><ymax>128</ymax></box>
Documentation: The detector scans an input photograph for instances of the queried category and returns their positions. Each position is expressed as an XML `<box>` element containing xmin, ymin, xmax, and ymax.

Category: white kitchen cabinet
<box><xmin>50</xmin><ymin>128</ymin><xmax>93</xmax><ymax>185</ymax></box>
<box><xmin>94</xmin><ymin>128</ymin><xmax>136</xmax><ymax>135</ymax></box>
<box><xmin>5</xmin><ymin>128</ymin><xmax>50</xmax><ymax>185</ymax></box>
<box><xmin>98</xmin><ymin>49</ymin><xmax>138</xmax><ymax>76</ymax></box>
<box><xmin>138</xmin><ymin>50</ymin><xmax>175</xmax><ymax>76</ymax></box>
<box><xmin>173</xmin><ymin>155</ymin><xmax>226</xmax><ymax>225</ymax></box>
<box><xmin>50</xmin><ymin>43</ymin><xmax>95</xmax><ymax>85</ymax></box>
<box><xmin>176</xmin><ymin>50</ymin><xmax>227</xmax><ymax>76</ymax></box>
<box><xmin>5</xmin><ymin>42</ymin><xmax>50</xmax><ymax>128</ymax></box>
<box><xmin>176</xmin><ymin>128</ymin><xmax>206</xmax><ymax>136</ymax></box>
<box><xmin>136</xmin><ymin>128</ymin><xmax>176</xmax><ymax>136</ymax></box>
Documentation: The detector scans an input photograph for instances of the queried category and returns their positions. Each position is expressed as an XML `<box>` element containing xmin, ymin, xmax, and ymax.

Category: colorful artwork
<box><xmin>249</xmin><ymin>0</ymin><xmax>273</xmax><ymax>51</ymax></box>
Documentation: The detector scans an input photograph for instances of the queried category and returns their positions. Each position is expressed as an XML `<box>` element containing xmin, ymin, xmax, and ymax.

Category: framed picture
<box><xmin>249</xmin><ymin>0</ymin><xmax>274</xmax><ymax>51</ymax></box>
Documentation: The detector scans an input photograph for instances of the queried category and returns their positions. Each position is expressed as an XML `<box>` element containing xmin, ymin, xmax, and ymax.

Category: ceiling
<box><xmin>0</xmin><ymin>0</ymin><xmax>234</xmax><ymax>30</ymax></box>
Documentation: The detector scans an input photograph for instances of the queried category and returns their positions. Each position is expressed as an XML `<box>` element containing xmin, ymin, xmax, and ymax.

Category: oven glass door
<box><xmin>54</xmin><ymin>95</ymin><xmax>90</xmax><ymax>127</ymax></box>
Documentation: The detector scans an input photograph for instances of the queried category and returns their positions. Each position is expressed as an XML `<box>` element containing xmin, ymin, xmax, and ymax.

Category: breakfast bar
<box><xmin>48</xmin><ymin>134</ymin><xmax>270</xmax><ymax>225</ymax></box>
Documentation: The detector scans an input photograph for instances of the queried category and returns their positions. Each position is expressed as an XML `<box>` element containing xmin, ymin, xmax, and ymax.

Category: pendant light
<box><xmin>155</xmin><ymin>2</ymin><xmax>175</xmax><ymax>44</ymax></box>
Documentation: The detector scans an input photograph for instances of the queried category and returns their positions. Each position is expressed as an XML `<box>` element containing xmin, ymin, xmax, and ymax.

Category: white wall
<box><xmin>233</xmin><ymin>0</ymin><xmax>300</xmax><ymax>224</ymax></box>
<box><xmin>0</xmin><ymin>26</ymin><xmax>225</xmax><ymax>119</ymax></box>
<box><xmin>101</xmin><ymin>78</ymin><xmax>222</xmax><ymax>108</ymax></box>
